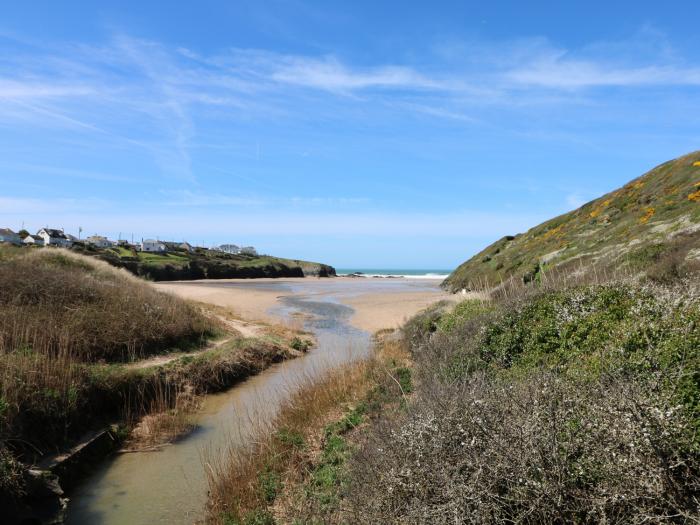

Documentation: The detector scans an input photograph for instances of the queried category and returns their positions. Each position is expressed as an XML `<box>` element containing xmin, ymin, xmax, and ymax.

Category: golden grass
<box><xmin>205</xmin><ymin>334</ymin><xmax>410</xmax><ymax>524</ymax></box>
<box><xmin>0</xmin><ymin>248</ymin><xmax>219</xmax><ymax>472</ymax></box>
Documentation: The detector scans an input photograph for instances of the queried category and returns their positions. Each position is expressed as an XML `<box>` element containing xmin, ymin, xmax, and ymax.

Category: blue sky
<box><xmin>1</xmin><ymin>1</ymin><xmax>699</xmax><ymax>268</ymax></box>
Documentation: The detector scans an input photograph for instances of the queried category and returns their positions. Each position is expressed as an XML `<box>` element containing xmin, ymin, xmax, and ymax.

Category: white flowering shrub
<box><xmin>344</xmin><ymin>280</ymin><xmax>700</xmax><ymax>523</ymax></box>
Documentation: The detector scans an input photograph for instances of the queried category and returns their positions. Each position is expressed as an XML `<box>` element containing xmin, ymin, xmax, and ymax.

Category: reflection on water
<box><xmin>65</xmin><ymin>278</ymin><xmax>438</xmax><ymax>524</ymax></box>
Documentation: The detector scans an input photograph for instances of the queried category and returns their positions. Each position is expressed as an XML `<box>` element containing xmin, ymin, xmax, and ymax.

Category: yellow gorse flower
<box><xmin>639</xmin><ymin>207</ymin><xmax>655</xmax><ymax>224</ymax></box>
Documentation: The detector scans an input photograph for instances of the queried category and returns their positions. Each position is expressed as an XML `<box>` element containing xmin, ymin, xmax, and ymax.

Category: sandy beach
<box><xmin>154</xmin><ymin>277</ymin><xmax>455</xmax><ymax>333</ymax></box>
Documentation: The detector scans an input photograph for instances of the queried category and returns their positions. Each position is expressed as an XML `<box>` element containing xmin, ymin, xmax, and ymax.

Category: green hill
<box><xmin>68</xmin><ymin>244</ymin><xmax>336</xmax><ymax>281</ymax></box>
<box><xmin>444</xmin><ymin>151</ymin><xmax>700</xmax><ymax>292</ymax></box>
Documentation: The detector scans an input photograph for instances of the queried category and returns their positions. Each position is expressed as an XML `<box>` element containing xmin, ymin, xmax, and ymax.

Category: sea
<box><xmin>336</xmin><ymin>268</ymin><xmax>451</xmax><ymax>279</ymax></box>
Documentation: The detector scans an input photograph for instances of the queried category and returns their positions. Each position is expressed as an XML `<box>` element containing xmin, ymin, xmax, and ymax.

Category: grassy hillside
<box><xmin>0</xmin><ymin>247</ymin><xmax>215</xmax><ymax>362</ymax></box>
<box><xmin>69</xmin><ymin>243</ymin><xmax>336</xmax><ymax>281</ymax></box>
<box><xmin>0</xmin><ymin>248</ymin><xmax>308</xmax><ymax>520</ymax></box>
<box><xmin>444</xmin><ymin>151</ymin><xmax>700</xmax><ymax>292</ymax></box>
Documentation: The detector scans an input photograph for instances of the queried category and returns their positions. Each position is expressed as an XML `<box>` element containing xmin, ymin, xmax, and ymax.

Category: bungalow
<box><xmin>86</xmin><ymin>235</ymin><xmax>115</xmax><ymax>248</ymax></box>
<box><xmin>0</xmin><ymin>228</ymin><xmax>21</xmax><ymax>245</ymax></box>
<box><xmin>37</xmin><ymin>228</ymin><xmax>72</xmax><ymax>248</ymax></box>
<box><xmin>180</xmin><ymin>242</ymin><xmax>194</xmax><ymax>253</ymax></box>
<box><xmin>240</xmin><ymin>246</ymin><xmax>258</xmax><ymax>256</ymax></box>
<box><xmin>219</xmin><ymin>244</ymin><xmax>240</xmax><ymax>254</ymax></box>
<box><xmin>140</xmin><ymin>239</ymin><xmax>167</xmax><ymax>252</ymax></box>
<box><xmin>23</xmin><ymin>235</ymin><xmax>45</xmax><ymax>246</ymax></box>
<box><xmin>65</xmin><ymin>234</ymin><xmax>80</xmax><ymax>243</ymax></box>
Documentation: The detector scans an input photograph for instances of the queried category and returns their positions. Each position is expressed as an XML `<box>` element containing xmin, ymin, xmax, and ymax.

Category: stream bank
<box><xmin>63</xmin><ymin>278</ymin><xmax>444</xmax><ymax>524</ymax></box>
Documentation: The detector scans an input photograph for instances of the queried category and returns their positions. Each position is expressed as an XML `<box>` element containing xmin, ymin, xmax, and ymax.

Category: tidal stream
<box><xmin>66</xmin><ymin>278</ymin><xmax>439</xmax><ymax>524</ymax></box>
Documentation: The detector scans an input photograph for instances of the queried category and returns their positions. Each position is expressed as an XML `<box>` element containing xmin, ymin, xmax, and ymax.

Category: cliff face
<box><xmin>444</xmin><ymin>151</ymin><xmax>700</xmax><ymax>292</ymax></box>
<box><xmin>298</xmin><ymin>261</ymin><xmax>336</xmax><ymax>277</ymax></box>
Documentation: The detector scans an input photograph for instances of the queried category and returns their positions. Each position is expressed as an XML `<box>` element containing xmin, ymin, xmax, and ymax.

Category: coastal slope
<box><xmin>444</xmin><ymin>151</ymin><xmax>700</xmax><ymax>291</ymax></box>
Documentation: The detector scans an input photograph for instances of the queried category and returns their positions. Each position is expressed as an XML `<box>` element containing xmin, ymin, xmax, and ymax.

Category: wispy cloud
<box><xmin>0</xmin><ymin>80</ymin><xmax>94</xmax><ymax>99</ymax></box>
<box><xmin>0</xmin><ymin>196</ymin><xmax>109</xmax><ymax>214</ymax></box>
<box><xmin>2</xmin><ymin>29</ymin><xmax>699</xmax><ymax>137</ymax></box>
<box><xmin>159</xmin><ymin>189</ymin><xmax>264</xmax><ymax>207</ymax></box>
<box><xmin>507</xmin><ymin>59</ymin><xmax>700</xmax><ymax>88</ymax></box>
<box><xmin>0</xmin><ymin>163</ymin><xmax>143</xmax><ymax>183</ymax></box>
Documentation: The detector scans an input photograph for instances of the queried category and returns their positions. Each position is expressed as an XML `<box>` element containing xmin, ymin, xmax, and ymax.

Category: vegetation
<box><xmin>206</xmin><ymin>332</ymin><xmax>412</xmax><ymax>524</ymax></box>
<box><xmin>0</xmin><ymin>248</ymin><xmax>215</xmax><ymax>362</ymax></box>
<box><xmin>0</xmin><ymin>248</ymin><xmax>307</xmax><ymax>518</ymax></box>
<box><xmin>204</xmin><ymin>152</ymin><xmax>700</xmax><ymax>523</ymax></box>
<box><xmin>444</xmin><ymin>151</ymin><xmax>700</xmax><ymax>292</ymax></box>
<box><xmin>341</xmin><ymin>277</ymin><xmax>700</xmax><ymax>523</ymax></box>
<box><xmin>68</xmin><ymin>243</ymin><xmax>336</xmax><ymax>281</ymax></box>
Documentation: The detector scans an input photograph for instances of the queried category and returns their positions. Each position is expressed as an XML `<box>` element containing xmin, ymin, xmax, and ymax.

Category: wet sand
<box><xmin>154</xmin><ymin>277</ymin><xmax>455</xmax><ymax>332</ymax></box>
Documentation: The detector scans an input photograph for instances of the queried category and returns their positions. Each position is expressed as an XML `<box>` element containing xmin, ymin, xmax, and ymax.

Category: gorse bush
<box><xmin>344</xmin><ymin>280</ymin><xmax>700</xmax><ymax>523</ymax></box>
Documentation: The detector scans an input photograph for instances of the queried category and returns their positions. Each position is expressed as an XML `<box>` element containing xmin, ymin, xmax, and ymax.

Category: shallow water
<box><xmin>66</xmin><ymin>278</ymin><xmax>440</xmax><ymax>524</ymax></box>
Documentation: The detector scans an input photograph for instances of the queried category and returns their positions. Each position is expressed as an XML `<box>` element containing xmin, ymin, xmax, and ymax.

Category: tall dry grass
<box><xmin>205</xmin><ymin>333</ymin><xmax>410</xmax><ymax>524</ymax></box>
<box><xmin>0</xmin><ymin>248</ymin><xmax>216</xmax><ymax>362</ymax></box>
<box><xmin>0</xmin><ymin>248</ymin><xmax>218</xmax><ymax>470</ymax></box>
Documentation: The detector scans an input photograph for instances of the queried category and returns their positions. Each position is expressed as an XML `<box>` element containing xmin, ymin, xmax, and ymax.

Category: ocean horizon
<box><xmin>336</xmin><ymin>269</ymin><xmax>451</xmax><ymax>279</ymax></box>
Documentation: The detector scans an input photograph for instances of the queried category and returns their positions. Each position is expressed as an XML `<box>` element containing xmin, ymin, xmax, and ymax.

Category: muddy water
<box><xmin>66</xmin><ymin>279</ymin><xmax>441</xmax><ymax>524</ymax></box>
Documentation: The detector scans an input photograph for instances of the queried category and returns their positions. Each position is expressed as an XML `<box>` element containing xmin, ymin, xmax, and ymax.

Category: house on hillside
<box><xmin>219</xmin><ymin>244</ymin><xmax>240</xmax><ymax>254</ymax></box>
<box><xmin>23</xmin><ymin>235</ymin><xmax>44</xmax><ymax>246</ymax></box>
<box><xmin>65</xmin><ymin>234</ymin><xmax>80</xmax><ymax>243</ymax></box>
<box><xmin>37</xmin><ymin>228</ymin><xmax>72</xmax><ymax>247</ymax></box>
<box><xmin>240</xmin><ymin>246</ymin><xmax>257</xmax><ymax>256</ymax></box>
<box><xmin>180</xmin><ymin>242</ymin><xmax>194</xmax><ymax>253</ymax></box>
<box><xmin>86</xmin><ymin>235</ymin><xmax>115</xmax><ymax>248</ymax></box>
<box><xmin>140</xmin><ymin>239</ymin><xmax>167</xmax><ymax>252</ymax></box>
<box><xmin>0</xmin><ymin>228</ymin><xmax>21</xmax><ymax>245</ymax></box>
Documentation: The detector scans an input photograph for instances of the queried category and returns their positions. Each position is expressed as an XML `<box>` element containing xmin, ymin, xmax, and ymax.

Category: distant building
<box><xmin>117</xmin><ymin>239</ymin><xmax>130</xmax><ymax>246</ymax></box>
<box><xmin>0</xmin><ymin>228</ymin><xmax>21</xmax><ymax>245</ymax></box>
<box><xmin>180</xmin><ymin>242</ymin><xmax>194</xmax><ymax>253</ymax></box>
<box><xmin>240</xmin><ymin>246</ymin><xmax>258</xmax><ymax>256</ymax></box>
<box><xmin>65</xmin><ymin>234</ymin><xmax>80</xmax><ymax>243</ymax></box>
<box><xmin>23</xmin><ymin>235</ymin><xmax>44</xmax><ymax>246</ymax></box>
<box><xmin>140</xmin><ymin>239</ymin><xmax>167</xmax><ymax>252</ymax></box>
<box><xmin>86</xmin><ymin>235</ymin><xmax>115</xmax><ymax>248</ymax></box>
<box><xmin>37</xmin><ymin>228</ymin><xmax>72</xmax><ymax>247</ymax></box>
<box><xmin>219</xmin><ymin>244</ymin><xmax>240</xmax><ymax>254</ymax></box>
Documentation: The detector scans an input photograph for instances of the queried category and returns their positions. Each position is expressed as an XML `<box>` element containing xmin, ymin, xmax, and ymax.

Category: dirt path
<box><xmin>126</xmin><ymin>315</ymin><xmax>267</xmax><ymax>370</ymax></box>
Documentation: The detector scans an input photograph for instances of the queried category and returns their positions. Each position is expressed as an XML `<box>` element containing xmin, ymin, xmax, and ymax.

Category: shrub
<box><xmin>348</xmin><ymin>373</ymin><xmax>698</xmax><ymax>523</ymax></box>
<box><xmin>343</xmin><ymin>280</ymin><xmax>700</xmax><ymax>523</ymax></box>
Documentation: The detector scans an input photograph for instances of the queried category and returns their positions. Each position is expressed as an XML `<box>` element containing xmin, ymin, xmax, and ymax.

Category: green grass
<box><xmin>137</xmin><ymin>252</ymin><xmax>189</xmax><ymax>265</ymax></box>
<box><xmin>434</xmin><ymin>282</ymin><xmax>700</xmax><ymax>439</ymax></box>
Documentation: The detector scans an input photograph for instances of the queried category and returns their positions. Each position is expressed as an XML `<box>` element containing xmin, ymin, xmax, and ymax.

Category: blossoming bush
<box><xmin>345</xmin><ymin>281</ymin><xmax>700</xmax><ymax>523</ymax></box>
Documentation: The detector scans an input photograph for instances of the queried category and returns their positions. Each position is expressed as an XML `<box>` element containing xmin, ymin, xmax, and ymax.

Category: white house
<box><xmin>240</xmin><ymin>246</ymin><xmax>258</xmax><ymax>256</ymax></box>
<box><xmin>140</xmin><ymin>239</ymin><xmax>167</xmax><ymax>252</ymax></box>
<box><xmin>23</xmin><ymin>235</ymin><xmax>44</xmax><ymax>246</ymax></box>
<box><xmin>0</xmin><ymin>228</ymin><xmax>21</xmax><ymax>245</ymax></box>
<box><xmin>219</xmin><ymin>244</ymin><xmax>240</xmax><ymax>254</ymax></box>
<box><xmin>37</xmin><ymin>228</ymin><xmax>72</xmax><ymax>247</ymax></box>
<box><xmin>86</xmin><ymin>235</ymin><xmax>115</xmax><ymax>248</ymax></box>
